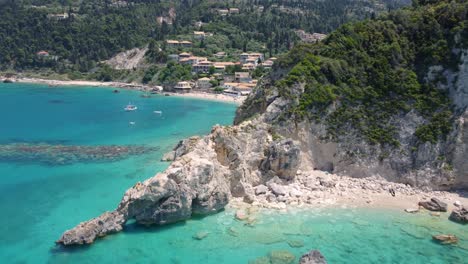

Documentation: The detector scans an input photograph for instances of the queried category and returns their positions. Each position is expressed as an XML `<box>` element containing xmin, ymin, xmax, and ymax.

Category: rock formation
<box><xmin>418</xmin><ymin>197</ymin><xmax>448</xmax><ymax>212</ymax></box>
<box><xmin>58</xmin><ymin>122</ymin><xmax>302</xmax><ymax>245</ymax></box>
<box><xmin>449</xmin><ymin>206</ymin><xmax>468</xmax><ymax>224</ymax></box>
<box><xmin>299</xmin><ymin>250</ymin><xmax>327</xmax><ymax>264</ymax></box>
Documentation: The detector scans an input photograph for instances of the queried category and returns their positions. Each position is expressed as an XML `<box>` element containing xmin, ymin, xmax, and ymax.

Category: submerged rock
<box><xmin>57</xmin><ymin>211</ymin><xmax>125</xmax><ymax>245</ymax></box>
<box><xmin>299</xmin><ymin>250</ymin><xmax>327</xmax><ymax>264</ymax></box>
<box><xmin>432</xmin><ymin>234</ymin><xmax>458</xmax><ymax>244</ymax></box>
<box><xmin>248</xmin><ymin>256</ymin><xmax>271</xmax><ymax>264</ymax></box>
<box><xmin>193</xmin><ymin>231</ymin><xmax>209</xmax><ymax>240</ymax></box>
<box><xmin>269</xmin><ymin>250</ymin><xmax>295</xmax><ymax>264</ymax></box>
<box><xmin>449</xmin><ymin>206</ymin><xmax>468</xmax><ymax>224</ymax></box>
<box><xmin>287</xmin><ymin>239</ymin><xmax>304</xmax><ymax>248</ymax></box>
<box><xmin>418</xmin><ymin>197</ymin><xmax>448</xmax><ymax>212</ymax></box>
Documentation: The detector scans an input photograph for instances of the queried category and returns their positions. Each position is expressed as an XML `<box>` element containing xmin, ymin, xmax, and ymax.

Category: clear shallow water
<box><xmin>0</xmin><ymin>84</ymin><xmax>466</xmax><ymax>264</ymax></box>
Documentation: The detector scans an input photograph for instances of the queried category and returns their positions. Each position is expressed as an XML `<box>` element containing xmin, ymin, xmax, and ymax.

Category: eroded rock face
<box><xmin>57</xmin><ymin>211</ymin><xmax>125</xmax><ymax>245</ymax></box>
<box><xmin>261</xmin><ymin>139</ymin><xmax>301</xmax><ymax>180</ymax></box>
<box><xmin>299</xmin><ymin>250</ymin><xmax>327</xmax><ymax>264</ymax></box>
<box><xmin>449</xmin><ymin>206</ymin><xmax>468</xmax><ymax>224</ymax></box>
<box><xmin>58</xmin><ymin>121</ymin><xmax>304</xmax><ymax>246</ymax></box>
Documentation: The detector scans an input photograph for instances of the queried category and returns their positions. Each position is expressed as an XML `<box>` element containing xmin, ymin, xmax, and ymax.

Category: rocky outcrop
<box><xmin>161</xmin><ymin>136</ymin><xmax>201</xmax><ymax>162</ymax></box>
<box><xmin>299</xmin><ymin>250</ymin><xmax>327</xmax><ymax>264</ymax></box>
<box><xmin>58</xmin><ymin>121</ymin><xmax>303</xmax><ymax>245</ymax></box>
<box><xmin>432</xmin><ymin>234</ymin><xmax>458</xmax><ymax>244</ymax></box>
<box><xmin>449</xmin><ymin>206</ymin><xmax>468</xmax><ymax>224</ymax></box>
<box><xmin>57</xmin><ymin>211</ymin><xmax>125</xmax><ymax>245</ymax></box>
<box><xmin>418</xmin><ymin>197</ymin><xmax>448</xmax><ymax>212</ymax></box>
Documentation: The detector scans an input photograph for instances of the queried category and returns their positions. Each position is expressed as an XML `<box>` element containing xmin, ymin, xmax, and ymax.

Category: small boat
<box><xmin>153</xmin><ymin>110</ymin><xmax>162</xmax><ymax>115</ymax></box>
<box><xmin>129</xmin><ymin>122</ymin><xmax>136</xmax><ymax>125</ymax></box>
<box><xmin>124</xmin><ymin>104</ymin><xmax>138</xmax><ymax>111</ymax></box>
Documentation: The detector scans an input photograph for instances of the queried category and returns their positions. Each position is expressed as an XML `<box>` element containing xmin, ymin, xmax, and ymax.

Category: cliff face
<box><xmin>235</xmin><ymin>49</ymin><xmax>468</xmax><ymax>191</ymax></box>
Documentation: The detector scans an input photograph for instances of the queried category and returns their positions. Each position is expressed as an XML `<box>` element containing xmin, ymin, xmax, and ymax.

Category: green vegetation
<box><xmin>274</xmin><ymin>0</ymin><xmax>466</xmax><ymax>146</ymax></box>
<box><xmin>0</xmin><ymin>0</ymin><xmax>407</xmax><ymax>75</ymax></box>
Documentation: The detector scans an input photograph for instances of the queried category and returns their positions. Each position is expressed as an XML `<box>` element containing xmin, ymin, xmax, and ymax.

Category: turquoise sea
<box><xmin>0</xmin><ymin>83</ymin><xmax>466</xmax><ymax>264</ymax></box>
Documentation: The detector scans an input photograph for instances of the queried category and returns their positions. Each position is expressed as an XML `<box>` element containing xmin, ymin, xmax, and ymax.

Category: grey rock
<box><xmin>299</xmin><ymin>250</ymin><xmax>327</xmax><ymax>264</ymax></box>
<box><xmin>261</xmin><ymin>139</ymin><xmax>300</xmax><ymax>180</ymax></box>
<box><xmin>269</xmin><ymin>183</ymin><xmax>288</xmax><ymax>196</ymax></box>
<box><xmin>449</xmin><ymin>206</ymin><xmax>468</xmax><ymax>224</ymax></box>
<box><xmin>418</xmin><ymin>197</ymin><xmax>448</xmax><ymax>212</ymax></box>
<box><xmin>255</xmin><ymin>184</ymin><xmax>269</xmax><ymax>195</ymax></box>
<box><xmin>57</xmin><ymin>211</ymin><xmax>125</xmax><ymax>245</ymax></box>
<box><xmin>318</xmin><ymin>177</ymin><xmax>336</xmax><ymax>188</ymax></box>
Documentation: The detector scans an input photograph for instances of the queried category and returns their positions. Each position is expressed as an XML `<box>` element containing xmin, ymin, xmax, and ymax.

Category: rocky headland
<box><xmin>57</xmin><ymin>1</ymin><xmax>468</xmax><ymax>247</ymax></box>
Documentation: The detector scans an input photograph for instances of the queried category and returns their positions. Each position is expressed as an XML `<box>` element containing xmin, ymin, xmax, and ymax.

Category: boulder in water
<box><xmin>193</xmin><ymin>231</ymin><xmax>209</xmax><ymax>240</ymax></box>
<box><xmin>432</xmin><ymin>234</ymin><xmax>458</xmax><ymax>244</ymax></box>
<box><xmin>299</xmin><ymin>250</ymin><xmax>327</xmax><ymax>264</ymax></box>
<box><xmin>449</xmin><ymin>206</ymin><xmax>468</xmax><ymax>224</ymax></box>
<box><xmin>418</xmin><ymin>197</ymin><xmax>448</xmax><ymax>212</ymax></box>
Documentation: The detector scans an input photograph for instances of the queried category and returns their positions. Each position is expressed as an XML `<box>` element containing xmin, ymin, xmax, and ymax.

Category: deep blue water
<box><xmin>0</xmin><ymin>83</ymin><xmax>466</xmax><ymax>264</ymax></box>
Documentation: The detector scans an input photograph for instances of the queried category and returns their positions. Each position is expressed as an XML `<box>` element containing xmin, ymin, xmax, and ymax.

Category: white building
<box><xmin>174</xmin><ymin>81</ymin><xmax>192</xmax><ymax>93</ymax></box>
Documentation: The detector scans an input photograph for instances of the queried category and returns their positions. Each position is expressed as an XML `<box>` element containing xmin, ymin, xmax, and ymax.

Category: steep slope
<box><xmin>236</xmin><ymin>0</ymin><xmax>468</xmax><ymax>190</ymax></box>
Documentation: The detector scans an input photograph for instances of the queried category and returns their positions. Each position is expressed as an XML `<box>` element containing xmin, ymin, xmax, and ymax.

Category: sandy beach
<box><xmin>1</xmin><ymin>76</ymin><xmax>244</xmax><ymax>105</ymax></box>
<box><xmin>229</xmin><ymin>169</ymin><xmax>468</xmax><ymax>213</ymax></box>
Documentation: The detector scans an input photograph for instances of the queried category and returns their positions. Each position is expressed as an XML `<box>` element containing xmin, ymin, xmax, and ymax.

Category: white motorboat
<box><xmin>124</xmin><ymin>104</ymin><xmax>138</xmax><ymax>111</ymax></box>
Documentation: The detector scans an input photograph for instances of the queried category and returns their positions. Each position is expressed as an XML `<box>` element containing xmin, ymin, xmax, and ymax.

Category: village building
<box><xmin>261</xmin><ymin>59</ymin><xmax>274</xmax><ymax>68</ymax></box>
<box><xmin>240</xmin><ymin>52</ymin><xmax>264</xmax><ymax>64</ymax></box>
<box><xmin>218</xmin><ymin>9</ymin><xmax>229</xmax><ymax>16</ymax></box>
<box><xmin>174</xmin><ymin>81</ymin><xmax>192</xmax><ymax>93</ymax></box>
<box><xmin>180</xmin><ymin>56</ymin><xmax>207</xmax><ymax>66</ymax></box>
<box><xmin>180</xmin><ymin>40</ymin><xmax>193</xmax><ymax>48</ymax></box>
<box><xmin>47</xmin><ymin>13</ymin><xmax>69</xmax><ymax>20</ymax></box>
<box><xmin>194</xmin><ymin>31</ymin><xmax>206</xmax><ymax>40</ymax></box>
<box><xmin>166</xmin><ymin>40</ymin><xmax>180</xmax><ymax>48</ymax></box>
<box><xmin>295</xmin><ymin>30</ymin><xmax>327</xmax><ymax>43</ymax></box>
<box><xmin>214</xmin><ymin>52</ymin><xmax>226</xmax><ymax>58</ymax></box>
<box><xmin>197</xmin><ymin>77</ymin><xmax>212</xmax><ymax>89</ymax></box>
<box><xmin>194</xmin><ymin>21</ymin><xmax>204</xmax><ymax>28</ymax></box>
<box><xmin>192</xmin><ymin>61</ymin><xmax>213</xmax><ymax>73</ymax></box>
<box><xmin>229</xmin><ymin>8</ymin><xmax>240</xmax><ymax>14</ymax></box>
<box><xmin>212</xmin><ymin>61</ymin><xmax>236</xmax><ymax>72</ymax></box>
<box><xmin>235</xmin><ymin>72</ymin><xmax>252</xmax><ymax>83</ymax></box>
<box><xmin>179</xmin><ymin>52</ymin><xmax>192</xmax><ymax>59</ymax></box>
<box><xmin>36</xmin><ymin>50</ymin><xmax>50</xmax><ymax>57</ymax></box>
<box><xmin>242</xmin><ymin>63</ymin><xmax>256</xmax><ymax>71</ymax></box>
<box><xmin>157</xmin><ymin>16</ymin><xmax>173</xmax><ymax>25</ymax></box>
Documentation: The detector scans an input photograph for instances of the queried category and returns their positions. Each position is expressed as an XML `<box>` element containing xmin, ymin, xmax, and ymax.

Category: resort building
<box><xmin>180</xmin><ymin>41</ymin><xmax>193</xmax><ymax>48</ymax></box>
<box><xmin>194</xmin><ymin>31</ymin><xmax>206</xmax><ymax>40</ymax></box>
<box><xmin>261</xmin><ymin>60</ymin><xmax>274</xmax><ymax>68</ymax></box>
<box><xmin>222</xmin><ymin>82</ymin><xmax>255</xmax><ymax>96</ymax></box>
<box><xmin>295</xmin><ymin>30</ymin><xmax>327</xmax><ymax>43</ymax></box>
<box><xmin>235</xmin><ymin>72</ymin><xmax>251</xmax><ymax>83</ymax></box>
<box><xmin>242</xmin><ymin>63</ymin><xmax>256</xmax><ymax>71</ymax></box>
<box><xmin>180</xmin><ymin>56</ymin><xmax>207</xmax><ymax>66</ymax></box>
<box><xmin>166</xmin><ymin>40</ymin><xmax>193</xmax><ymax>48</ymax></box>
<box><xmin>240</xmin><ymin>52</ymin><xmax>264</xmax><ymax>64</ymax></box>
<box><xmin>229</xmin><ymin>8</ymin><xmax>240</xmax><ymax>14</ymax></box>
<box><xmin>166</xmin><ymin>40</ymin><xmax>180</xmax><ymax>48</ymax></box>
<box><xmin>218</xmin><ymin>9</ymin><xmax>229</xmax><ymax>16</ymax></box>
<box><xmin>214</xmin><ymin>52</ymin><xmax>226</xmax><ymax>58</ymax></box>
<box><xmin>197</xmin><ymin>77</ymin><xmax>212</xmax><ymax>89</ymax></box>
<box><xmin>174</xmin><ymin>81</ymin><xmax>192</xmax><ymax>93</ymax></box>
<box><xmin>192</xmin><ymin>61</ymin><xmax>213</xmax><ymax>73</ymax></box>
<box><xmin>36</xmin><ymin>50</ymin><xmax>50</xmax><ymax>57</ymax></box>
<box><xmin>179</xmin><ymin>52</ymin><xmax>192</xmax><ymax>59</ymax></box>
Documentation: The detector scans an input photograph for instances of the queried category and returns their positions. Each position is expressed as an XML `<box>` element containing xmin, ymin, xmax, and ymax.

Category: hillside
<box><xmin>236</xmin><ymin>0</ymin><xmax>467</xmax><ymax>189</ymax></box>
<box><xmin>0</xmin><ymin>0</ymin><xmax>408</xmax><ymax>81</ymax></box>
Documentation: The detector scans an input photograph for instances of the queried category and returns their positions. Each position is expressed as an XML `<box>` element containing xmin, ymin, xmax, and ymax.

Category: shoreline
<box><xmin>1</xmin><ymin>76</ymin><xmax>244</xmax><ymax>105</ymax></box>
<box><xmin>228</xmin><ymin>170</ymin><xmax>468</xmax><ymax>214</ymax></box>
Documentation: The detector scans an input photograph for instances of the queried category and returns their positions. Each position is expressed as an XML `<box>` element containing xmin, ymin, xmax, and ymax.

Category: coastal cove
<box><xmin>0</xmin><ymin>83</ymin><xmax>237</xmax><ymax>263</ymax></box>
<box><xmin>0</xmin><ymin>83</ymin><xmax>466</xmax><ymax>264</ymax></box>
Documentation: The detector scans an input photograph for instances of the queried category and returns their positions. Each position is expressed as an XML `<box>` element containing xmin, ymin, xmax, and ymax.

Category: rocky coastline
<box><xmin>56</xmin><ymin>116</ymin><xmax>468</xmax><ymax>246</ymax></box>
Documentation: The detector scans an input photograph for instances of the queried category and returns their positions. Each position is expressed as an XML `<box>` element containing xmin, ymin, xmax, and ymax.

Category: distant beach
<box><xmin>1</xmin><ymin>76</ymin><xmax>244</xmax><ymax>105</ymax></box>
